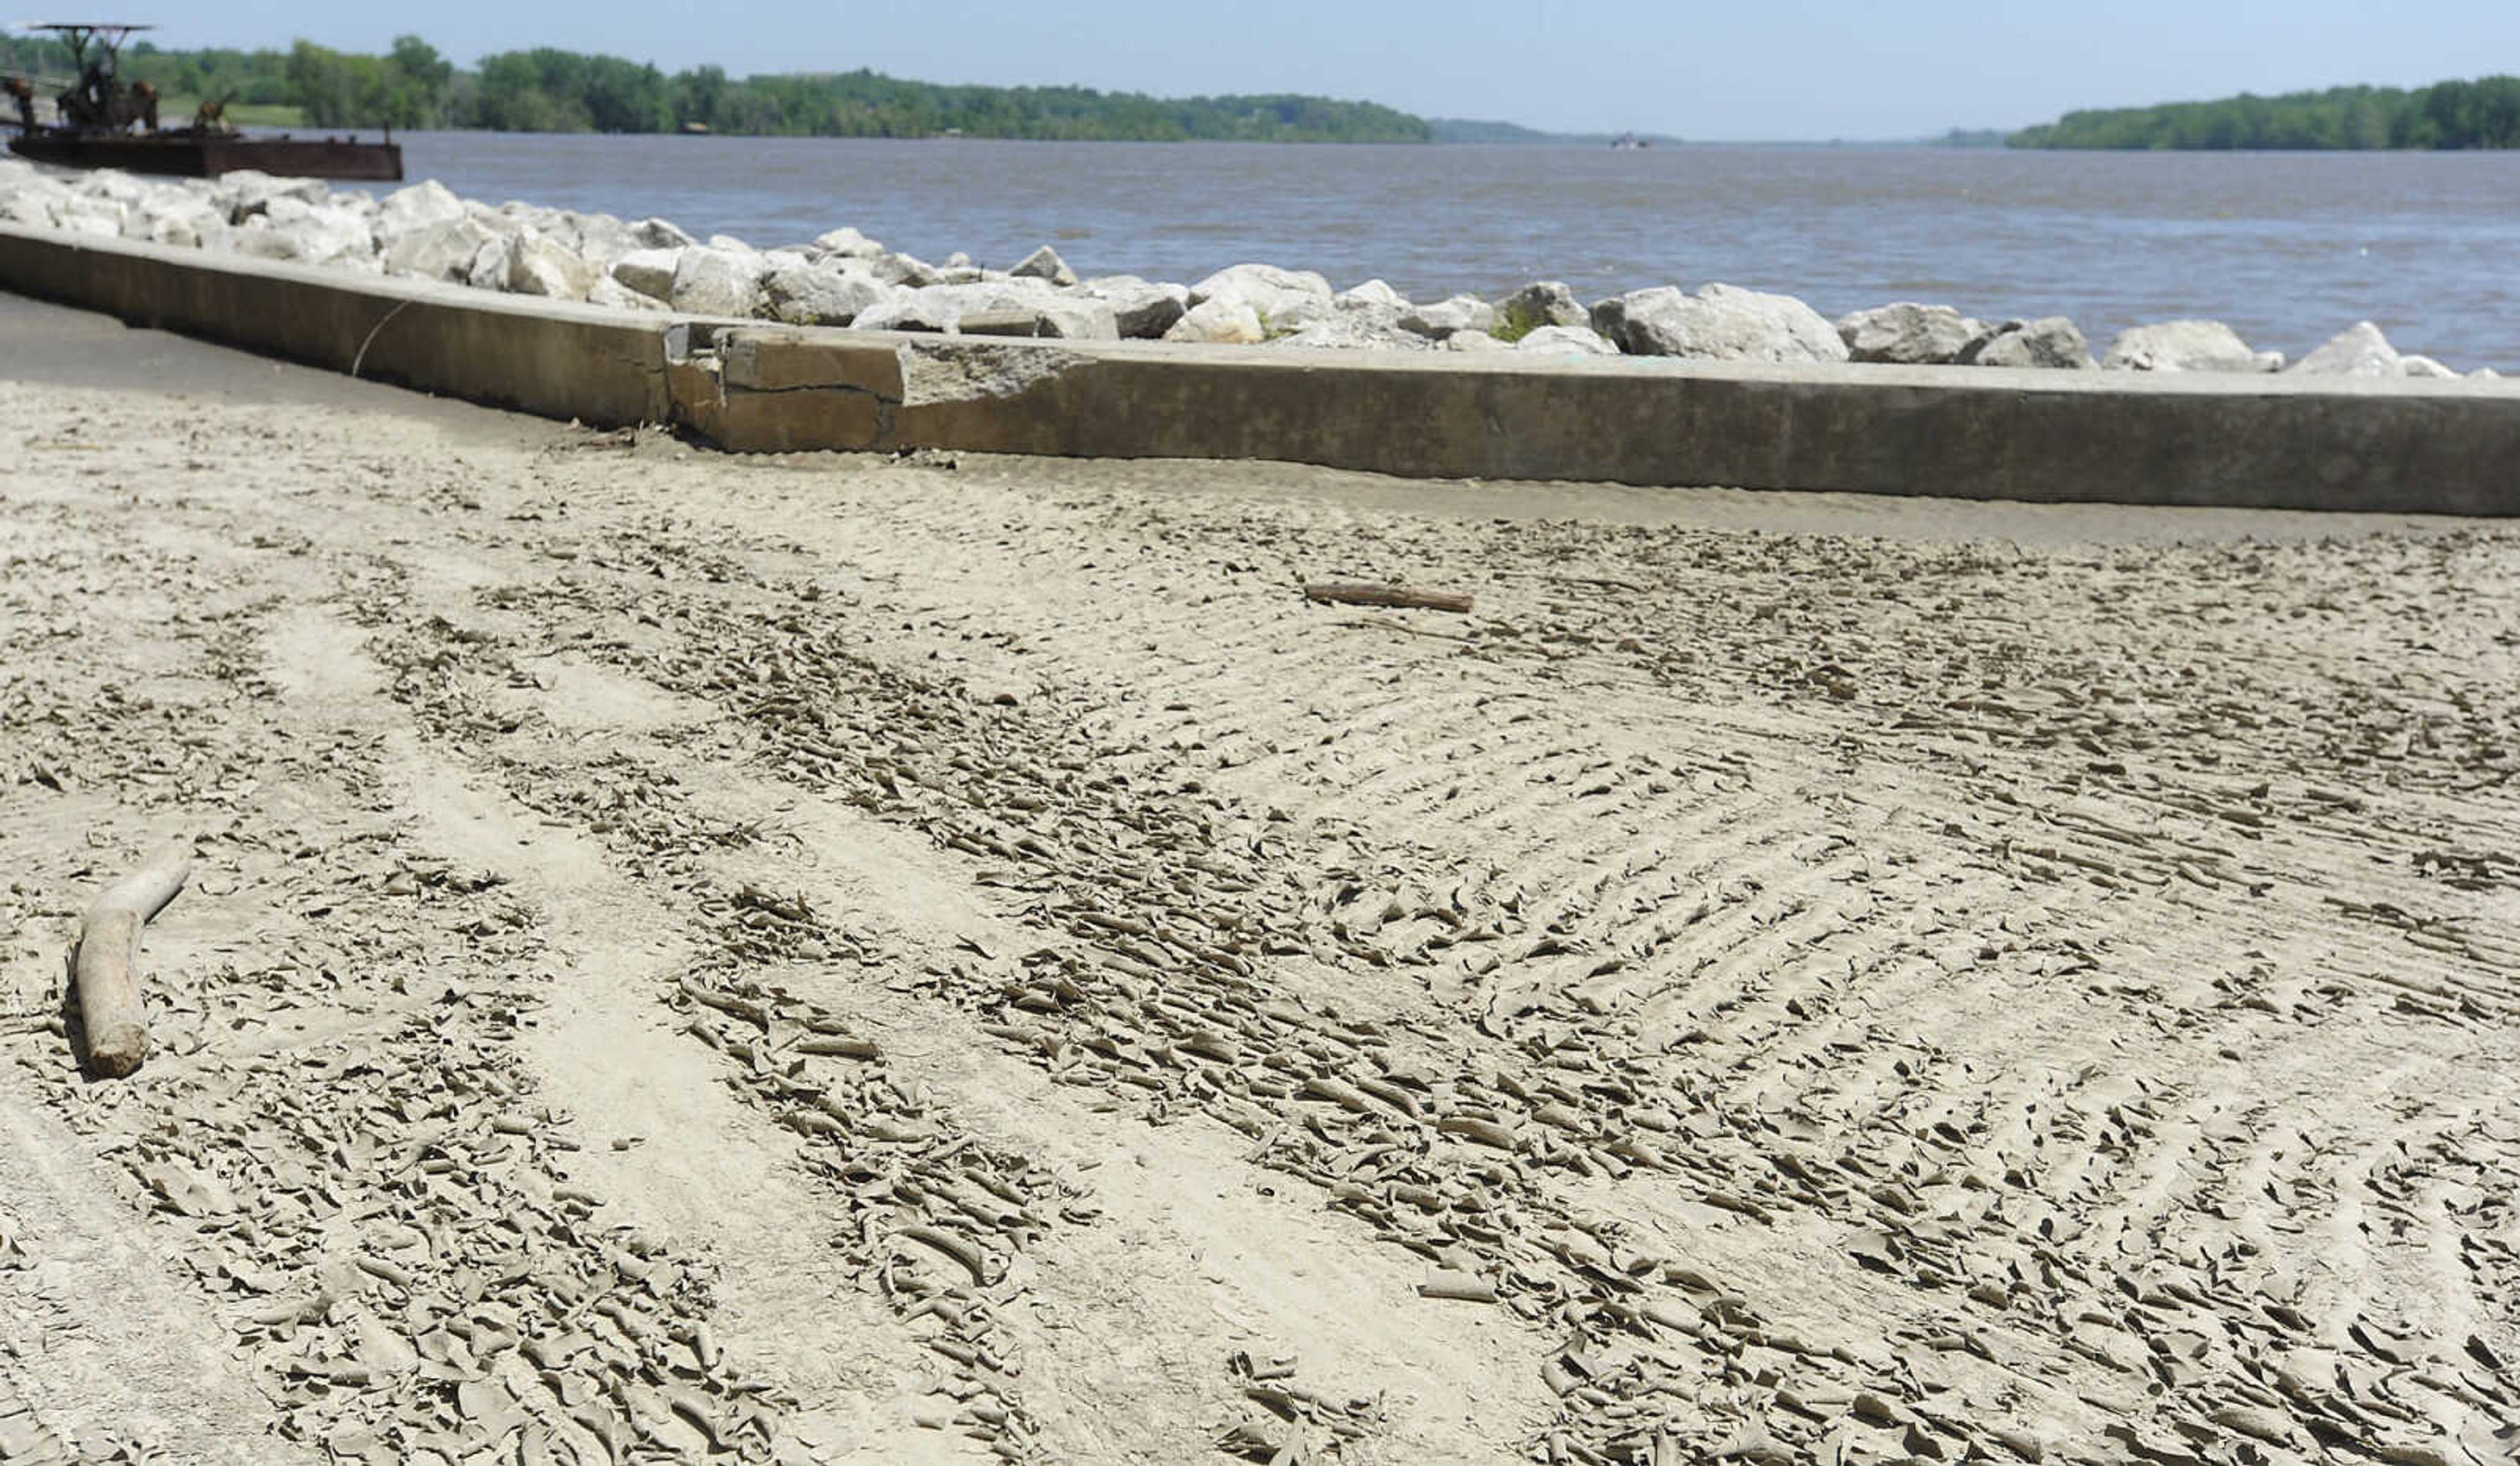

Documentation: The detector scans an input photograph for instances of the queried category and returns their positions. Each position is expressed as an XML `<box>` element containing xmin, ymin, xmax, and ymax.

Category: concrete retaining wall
<box><xmin>0</xmin><ymin>225</ymin><xmax>669</xmax><ymax>425</ymax></box>
<box><xmin>9</xmin><ymin>222</ymin><xmax>2519</xmax><ymax>514</ymax></box>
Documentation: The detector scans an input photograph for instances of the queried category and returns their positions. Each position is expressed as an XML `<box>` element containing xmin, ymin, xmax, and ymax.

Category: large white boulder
<box><xmin>56</xmin><ymin>196</ymin><xmax>127</xmax><ymax>238</ymax></box>
<box><xmin>564</xmin><ymin>211</ymin><xmax>636</xmax><ymax>270</ymax></box>
<box><xmin>136</xmin><ymin>209</ymin><xmax>212</xmax><ymax>249</ymax></box>
<box><xmin>1190</xmin><ymin>263</ymin><xmax>1334</xmax><ymax>333</ymax></box>
<box><xmin>1591</xmin><ymin>283</ymin><xmax>1849</xmax><ymax>363</ymax></box>
<box><xmin>229</xmin><ymin>219</ymin><xmax>302</xmax><ymax>261</ymax></box>
<box><xmin>812</xmin><ymin>225</ymin><xmax>883</xmax><ymax>259</ymax></box>
<box><xmin>125</xmin><ymin>193</ymin><xmax>222</xmax><ymax>249</ymax></box>
<box><xmin>872</xmin><ymin>251</ymin><xmax>944</xmax><ymax>288</ymax></box>
<box><xmin>1337</xmin><ymin>279</ymin><xmax>1409</xmax><ymax>312</ymax></box>
<box><xmin>385</xmin><ymin>216</ymin><xmax>498</xmax><ymax>282</ymax></box>
<box><xmin>847</xmin><ymin>284</ymin><xmax>947</xmax><ymax>332</ymax></box>
<box><xmin>1074</xmin><ymin>276</ymin><xmax>1189</xmax><ymax>339</ymax></box>
<box><xmin>3</xmin><ymin>176</ymin><xmax>72</xmax><ymax>228</ymax></box>
<box><xmin>2286</xmin><ymin>321</ymin><xmax>2401</xmax><ymax>378</ymax></box>
<box><xmin>1967</xmin><ymin>316</ymin><xmax>2093</xmax><ymax>369</ymax></box>
<box><xmin>1164</xmin><ymin>296</ymin><xmax>1267</xmax><ymax>345</ymax></box>
<box><xmin>629</xmin><ymin>217</ymin><xmax>695</xmax><ymax>249</ymax></box>
<box><xmin>377</xmin><ymin>179</ymin><xmax>467</xmax><ymax>240</ymax></box>
<box><xmin>75</xmin><ymin>168</ymin><xmax>148</xmax><ymax>205</ymax></box>
<box><xmin>848</xmin><ymin>290</ymin><xmax>953</xmax><ymax>333</ymax></box>
<box><xmin>1400</xmin><ymin>295</ymin><xmax>1500</xmax><ymax>341</ymax></box>
<box><xmin>254</xmin><ymin>195</ymin><xmax>320</xmax><ymax>238</ymax></box>
<box><xmin>294</xmin><ymin>205</ymin><xmax>378</xmax><ymax>264</ymax></box>
<box><xmin>761</xmin><ymin>259</ymin><xmax>893</xmax><ymax>325</ymax></box>
<box><xmin>464</xmin><ymin>236</ymin><xmax>513</xmax><ymax>291</ymax></box>
<box><xmin>2100</xmin><ymin>320</ymin><xmax>2263</xmax><ymax>372</ymax></box>
<box><xmin>759</xmin><ymin>247</ymin><xmax>813</xmax><ymax>276</ymax></box>
<box><xmin>609</xmin><ymin>247</ymin><xmax>682</xmax><ymax>301</ymax></box>
<box><xmin>1836</xmin><ymin>303</ymin><xmax>1986</xmax><ymax>364</ymax></box>
<box><xmin>669</xmin><ymin>246</ymin><xmax>770</xmax><ymax>316</ymax></box>
<box><xmin>1009</xmin><ymin>244</ymin><xmax>1077</xmax><ymax>287</ymax></box>
<box><xmin>1515</xmin><ymin>324</ymin><xmax>1620</xmax><ymax>356</ymax></box>
<box><xmin>216</xmin><ymin>169</ymin><xmax>329</xmax><ymax>223</ymax></box>
<box><xmin>506</xmin><ymin>229</ymin><xmax>597</xmax><ymax>300</ymax></box>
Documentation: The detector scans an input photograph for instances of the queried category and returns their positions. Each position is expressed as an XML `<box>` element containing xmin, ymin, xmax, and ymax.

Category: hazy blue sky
<box><xmin>148</xmin><ymin>1</ymin><xmax>2520</xmax><ymax>138</ymax></box>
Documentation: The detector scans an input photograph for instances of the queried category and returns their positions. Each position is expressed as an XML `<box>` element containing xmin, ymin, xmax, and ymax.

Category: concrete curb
<box><xmin>7</xmin><ymin>224</ymin><xmax>2518</xmax><ymax>513</ymax></box>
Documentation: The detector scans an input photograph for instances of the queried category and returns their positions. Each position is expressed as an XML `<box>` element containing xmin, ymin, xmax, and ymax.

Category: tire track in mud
<box><xmin>463</xmin><ymin>564</ymin><xmax>1912</xmax><ymax>1462</ymax></box>
<box><xmin>585</xmin><ymin>480</ymin><xmax>2520</xmax><ymax>1464</ymax></box>
<box><xmin>453</xmin><ymin>508</ymin><xmax>2516</xmax><ymax>1465</ymax></box>
<box><xmin>360</xmin><ymin>594</ymin><xmax>1086</xmax><ymax>1465</ymax></box>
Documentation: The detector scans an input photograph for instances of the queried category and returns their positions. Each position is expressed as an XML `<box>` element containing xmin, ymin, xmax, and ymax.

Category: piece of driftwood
<box><xmin>1418</xmin><ymin>1269</ymin><xmax>1500</xmax><ymax>1303</ymax></box>
<box><xmin>1302</xmin><ymin>581</ymin><xmax>1474</xmax><ymax>614</ymax></box>
<box><xmin>71</xmin><ymin>845</ymin><xmax>191</xmax><ymax>1078</ymax></box>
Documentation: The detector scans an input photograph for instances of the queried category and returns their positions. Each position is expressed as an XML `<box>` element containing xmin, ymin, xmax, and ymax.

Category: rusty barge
<box><xmin>5</xmin><ymin>23</ymin><xmax>401</xmax><ymax>182</ymax></box>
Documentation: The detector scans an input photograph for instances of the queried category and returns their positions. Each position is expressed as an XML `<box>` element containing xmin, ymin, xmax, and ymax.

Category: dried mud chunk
<box><xmin>2209</xmin><ymin>1406</ymin><xmax>2298</xmax><ymax>1448</ymax></box>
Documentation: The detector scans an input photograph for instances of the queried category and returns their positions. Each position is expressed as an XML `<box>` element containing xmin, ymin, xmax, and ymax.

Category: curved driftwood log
<box><xmin>72</xmin><ymin>845</ymin><xmax>191</xmax><ymax>1078</ymax></box>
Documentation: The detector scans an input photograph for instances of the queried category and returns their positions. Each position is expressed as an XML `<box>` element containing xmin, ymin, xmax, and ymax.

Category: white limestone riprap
<box><xmin>0</xmin><ymin>156</ymin><xmax>2484</xmax><ymax>374</ymax></box>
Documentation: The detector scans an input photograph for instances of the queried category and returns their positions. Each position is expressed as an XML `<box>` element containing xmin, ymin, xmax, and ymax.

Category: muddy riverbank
<box><xmin>2</xmin><ymin>299</ymin><xmax>2514</xmax><ymax>1465</ymax></box>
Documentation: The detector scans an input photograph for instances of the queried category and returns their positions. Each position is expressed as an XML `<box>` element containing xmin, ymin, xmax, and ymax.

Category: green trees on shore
<box><xmin>666</xmin><ymin>71</ymin><xmax>1428</xmax><ymax>142</ymax></box>
<box><xmin>0</xmin><ymin>31</ymin><xmax>1429</xmax><ymax>142</ymax></box>
<box><xmin>2013</xmin><ymin>77</ymin><xmax>2520</xmax><ymax>150</ymax></box>
<box><xmin>466</xmin><ymin>49</ymin><xmax>677</xmax><ymax>133</ymax></box>
<box><xmin>288</xmin><ymin>37</ymin><xmax>456</xmax><ymax>128</ymax></box>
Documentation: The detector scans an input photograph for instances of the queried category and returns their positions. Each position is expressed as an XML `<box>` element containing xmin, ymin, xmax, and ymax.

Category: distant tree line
<box><xmin>0</xmin><ymin>32</ymin><xmax>1431</xmax><ymax>142</ymax></box>
<box><xmin>2012</xmin><ymin>77</ymin><xmax>2520</xmax><ymax>150</ymax></box>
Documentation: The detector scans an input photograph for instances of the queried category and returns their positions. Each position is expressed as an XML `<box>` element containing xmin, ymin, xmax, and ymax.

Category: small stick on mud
<box><xmin>70</xmin><ymin>845</ymin><xmax>191</xmax><ymax>1078</ymax></box>
<box><xmin>1418</xmin><ymin>1269</ymin><xmax>1500</xmax><ymax>1303</ymax></box>
<box><xmin>1303</xmin><ymin>581</ymin><xmax>1475</xmax><ymax>614</ymax></box>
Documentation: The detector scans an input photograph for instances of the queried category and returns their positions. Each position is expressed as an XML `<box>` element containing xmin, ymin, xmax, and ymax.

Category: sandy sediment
<box><xmin>1</xmin><ymin>363</ymin><xmax>2515</xmax><ymax>1466</ymax></box>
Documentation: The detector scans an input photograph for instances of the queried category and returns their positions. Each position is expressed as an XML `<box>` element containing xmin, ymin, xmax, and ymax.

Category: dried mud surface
<box><xmin>1</xmin><ymin>365</ymin><xmax>2515</xmax><ymax>1466</ymax></box>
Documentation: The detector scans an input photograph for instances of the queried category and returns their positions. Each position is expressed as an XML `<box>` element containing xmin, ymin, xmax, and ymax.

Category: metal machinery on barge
<box><xmin>3</xmin><ymin>23</ymin><xmax>402</xmax><ymax>180</ymax></box>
